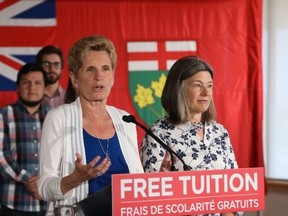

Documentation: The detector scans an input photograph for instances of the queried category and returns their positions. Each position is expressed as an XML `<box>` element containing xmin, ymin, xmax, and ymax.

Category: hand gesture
<box><xmin>24</xmin><ymin>176</ymin><xmax>42</xmax><ymax>200</ymax></box>
<box><xmin>61</xmin><ymin>153</ymin><xmax>111</xmax><ymax>195</ymax></box>
<box><xmin>73</xmin><ymin>152</ymin><xmax>111</xmax><ymax>181</ymax></box>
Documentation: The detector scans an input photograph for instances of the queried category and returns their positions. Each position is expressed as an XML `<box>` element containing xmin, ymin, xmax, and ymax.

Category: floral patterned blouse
<box><xmin>141</xmin><ymin>117</ymin><xmax>242</xmax><ymax>216</ymax></box>
<box><xmin>141</xmin><ymin>117</ymin><xmax>238</xmax><ymax>172</ymax></box>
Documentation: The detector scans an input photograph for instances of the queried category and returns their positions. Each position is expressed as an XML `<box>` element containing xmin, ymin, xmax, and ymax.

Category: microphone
<box><xmin>122</xmin><ymin>115</ymin><xmax>190</xmax><ymax>171</ymax></box>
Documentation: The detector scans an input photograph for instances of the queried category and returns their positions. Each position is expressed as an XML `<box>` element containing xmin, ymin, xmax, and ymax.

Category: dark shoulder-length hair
<box><xmin>161</xmin><ymin>56</ymin><xmax>216</xmax><ymax>124</ymax></box>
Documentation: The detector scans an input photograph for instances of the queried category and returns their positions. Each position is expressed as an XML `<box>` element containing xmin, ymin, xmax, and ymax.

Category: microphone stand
<box><xmin>123</xmin><ymin>115</ymin><xmax>190</xmax><ymax>171</ymax></box>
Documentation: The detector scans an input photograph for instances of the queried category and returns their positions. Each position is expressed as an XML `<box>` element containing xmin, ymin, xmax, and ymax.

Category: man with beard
<box><xmin>0</xmin><ymin>63</ymin><xmax>49</xmax><ymax>216</ymax></box>
<box><xmin>36</xmin><ymin>45</ymin><xmax>66</xmax><ymax>109</ymax></box>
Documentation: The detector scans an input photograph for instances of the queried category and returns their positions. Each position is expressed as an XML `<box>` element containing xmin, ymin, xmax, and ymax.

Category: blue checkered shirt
<box><xmin>0</xmin><ymin>100</ymin><xmax>49</xmax><ymax>212</ymax></box>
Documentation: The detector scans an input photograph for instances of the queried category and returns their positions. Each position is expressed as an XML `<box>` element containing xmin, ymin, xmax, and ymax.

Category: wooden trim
<box><xmin>267</xmin><ymin>178</ymin><xmax>288</xmax><ymax>189</ymax></box>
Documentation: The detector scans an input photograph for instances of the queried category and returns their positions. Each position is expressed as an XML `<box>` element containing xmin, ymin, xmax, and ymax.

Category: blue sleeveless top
<box><xmin>83</xmin><ymin>129</ymin><xmax>129</xmax><ymax>194</ymax></box>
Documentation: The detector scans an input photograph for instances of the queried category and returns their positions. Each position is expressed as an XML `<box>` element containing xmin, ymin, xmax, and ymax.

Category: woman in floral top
<box><xmin>141</xmin><ymin>56</ymin><xmax>242</xmax><ymax>216</ymax></box>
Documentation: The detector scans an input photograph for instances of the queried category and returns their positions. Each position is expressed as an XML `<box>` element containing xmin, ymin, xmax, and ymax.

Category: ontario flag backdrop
<box><xmin>0</xmin><ymin>0</ymin><xmax>263</xmax><ymax>169</ymax></box>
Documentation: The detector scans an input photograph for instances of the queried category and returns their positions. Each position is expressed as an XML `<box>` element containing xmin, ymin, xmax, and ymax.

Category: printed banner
<box><xmin>112</xmin><ymin>168</ymin><xmax>265</xmax><ymax>216</ymax></box>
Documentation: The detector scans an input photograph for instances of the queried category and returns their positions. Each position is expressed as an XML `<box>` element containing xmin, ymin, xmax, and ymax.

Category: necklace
<box><xmin>97</xmin><ymin>138</ymin><xmax>110</xmax><ymax>162</ymax></box>
<box><xmin>96</xmin><ymin>112</ymin><xmax>111</xmax><ymax>164</ymax></box>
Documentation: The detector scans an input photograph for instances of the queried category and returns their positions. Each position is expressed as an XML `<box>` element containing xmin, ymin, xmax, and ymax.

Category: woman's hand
<box><xmin>60</xmin><ymin>153</ymin><xmax>111</xmax><ymax>195</ymax></box>
<box><xmin>73</xmin><ymin>152</ymin><xmax>111</xmax><ymax>181</ymax></box>
<box><xmin>160</xmin><ymin>151</ymin><xmax>173</xmax><ymax>172</ymax></box>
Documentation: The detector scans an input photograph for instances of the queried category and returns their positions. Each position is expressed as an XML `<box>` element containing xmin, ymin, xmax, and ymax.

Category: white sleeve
<box><xmin>38</xmin><ymin>109</ymin><xmax>65</xmax><ymax>201</ymax></box>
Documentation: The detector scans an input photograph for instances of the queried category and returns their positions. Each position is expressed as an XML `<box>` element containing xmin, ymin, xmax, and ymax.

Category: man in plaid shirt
<box><xmin>0</xmin><ymin>63</ymin><xmax>49</xmax><ymax>216</ymax></box>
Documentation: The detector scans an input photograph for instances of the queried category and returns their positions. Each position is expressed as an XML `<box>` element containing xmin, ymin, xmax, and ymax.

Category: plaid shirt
<box><xmin>0</xmin><ymin>100</ymin><xmax>49</xmax><ymax>212</ymax></box>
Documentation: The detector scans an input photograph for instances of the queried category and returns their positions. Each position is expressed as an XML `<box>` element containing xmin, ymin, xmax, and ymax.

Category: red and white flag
<box><xmin>0</xmin><ymin>0</ymin><xmax>264</xmax><ymax>170</ymax></box>
<box><xmin>128</xmin><ymin>40</ymin><xmax>197</xmax><ymax>126</ymax></box>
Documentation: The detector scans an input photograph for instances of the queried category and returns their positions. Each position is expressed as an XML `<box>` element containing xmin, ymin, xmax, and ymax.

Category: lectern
<box><xmin>77</xmin><ymin>185</ymin><xmax>112</xmax><ymax>216</ymax></box>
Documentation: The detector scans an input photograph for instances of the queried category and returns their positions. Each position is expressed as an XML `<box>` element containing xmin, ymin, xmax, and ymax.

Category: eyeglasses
<box><xmin>41</xmin><ymin>61</ymin><xmax>62</xmax><ymax>69</ymax></box>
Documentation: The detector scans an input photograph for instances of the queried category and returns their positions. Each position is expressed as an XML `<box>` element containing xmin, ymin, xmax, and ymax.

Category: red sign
<box><xmin>112</xmin><ymin>168</ymin><xmax>265</xmax><ymax>216</ymax></box>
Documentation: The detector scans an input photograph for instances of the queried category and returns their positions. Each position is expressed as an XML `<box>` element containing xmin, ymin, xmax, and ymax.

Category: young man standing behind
<box><xmin>0</xmin><ymin>63</ymin><xmax>49</xmax><ymax>216</ymax></box>
<box><xmin>36</xmin><ymin>45</ymin><xmax>66</xmax><ymax>109</ymax></box>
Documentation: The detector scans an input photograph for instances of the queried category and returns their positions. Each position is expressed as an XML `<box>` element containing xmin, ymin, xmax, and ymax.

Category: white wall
<box><xmin>263</xmin><ymin>0</ymin><xmax>288</xmax><ymax>180</ymax></box>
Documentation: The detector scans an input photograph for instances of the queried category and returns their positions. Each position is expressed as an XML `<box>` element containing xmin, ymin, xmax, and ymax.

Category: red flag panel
<box><xmin>0</xmin><ymin>0</ymin><xmax>263</xmax><ymax>170</ymax></box>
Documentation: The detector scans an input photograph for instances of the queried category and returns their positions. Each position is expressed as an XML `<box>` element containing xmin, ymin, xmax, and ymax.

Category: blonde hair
<box><xmin>68</xmin><ymin>35</ymin><xmax>117</xmax><ymax>74</ymax></box>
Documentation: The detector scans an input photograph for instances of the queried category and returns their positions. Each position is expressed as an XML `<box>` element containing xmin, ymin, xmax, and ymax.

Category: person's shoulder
<box><xmin>0</xmin><ymin>101</ymin><xmax>19</xmax><ymax>115</ymax></box>
<box><xmin>207</xmin><ymin>121</ymin><xmax>228</xmax><ymax>132</ymax></box>
<box><xmin>0</xmin><ymin>105</ymin><xmax>11</xmax><ymax>116</ymax></box>
<box><xmin>150</xmin><ymin>116</ymin><xmax>170</xmax><ymax>129</ymax></box>
<box><xmin>0</xmin><ymin>104</ymin><xmax>10</xmax><ymax>112</ymax></box>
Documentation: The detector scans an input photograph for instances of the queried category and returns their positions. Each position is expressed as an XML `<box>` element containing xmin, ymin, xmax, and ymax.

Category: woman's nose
<box><xmin>93</xmin><ymin>70</ymin><xmax>102</xmax><ymax>80</ymax></box>
<box><xmin>201</xmin><ymin>87</ymin><xmax>208</xmax><ymax>95</ymax></box>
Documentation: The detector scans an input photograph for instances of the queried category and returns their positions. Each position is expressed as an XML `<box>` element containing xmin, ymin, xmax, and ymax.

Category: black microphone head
<box><xmin>122</xmin><ymin>115</ymin><xmax>136</xmax><ymax>123</ymax></box>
